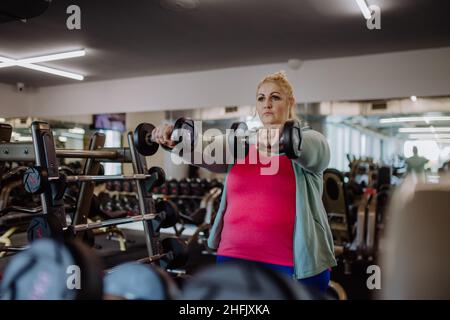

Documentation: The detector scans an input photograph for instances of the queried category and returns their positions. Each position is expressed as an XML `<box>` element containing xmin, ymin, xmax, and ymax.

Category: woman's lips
<box><xmin>263</xmin><ymin>112</ymin><xmax>274</xmax><ymax>116</ymax></box>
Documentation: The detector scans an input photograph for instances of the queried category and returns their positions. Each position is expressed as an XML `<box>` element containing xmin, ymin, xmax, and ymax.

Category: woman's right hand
<box><xmin>152</xmin><ymin>123</ymin><xmax>176</xmax><ymax>148</ymax></box>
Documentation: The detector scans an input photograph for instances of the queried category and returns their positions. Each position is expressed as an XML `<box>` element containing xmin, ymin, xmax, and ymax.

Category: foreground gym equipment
<box><xmin>0</xmin><ymin>238</ymin><xmax>103</xmax><ymax>300</ymax></box>
<box><xmin>103</xmin><ymin>262</ymin><xmax>179</xmax><ymax>300</ymax></box>
<box><xmin>178</xmin><ymin>261</ymin><xmax>323</xmax><ymax>300</ymax></box>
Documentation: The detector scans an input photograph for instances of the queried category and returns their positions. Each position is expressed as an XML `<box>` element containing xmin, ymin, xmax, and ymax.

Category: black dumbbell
<box><xmin>189</xmin><ymin>178</ymin><xmax>203</xmax><ymax>196</ymax></box>
<box><xmin>155</xmin><ymin>198</ymin><xmax>180</xmax><ymax>229</ymax></box>
<box><xmin>178</xmin><ymin>178</ymin><xmax>191</xmax><ymax>196</ymax></box>
<box><xmin>167</xmin><ymin>179</ymin><xmax>179</xmax><ymax>196</ymax></box>
<box><xmin>229</xmin><ymin>120</ymin><xmax>302</xmax><ymax>159</ymax></box>
<box><xmin>133</xmin><ymin>118</ymin><xmax>196</xmax><ymax>156</ymax></box>
<box><xmin>133</xmin><ymin>123</ymin><xmax>160</xmax><ymax>156</ymax></box>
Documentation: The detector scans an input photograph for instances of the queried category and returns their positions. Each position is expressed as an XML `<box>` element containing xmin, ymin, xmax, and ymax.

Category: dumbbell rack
<box><xmin>0</xmin><ymin>121</ymin><xmax>166</xmax><ymax>265</ymax></box>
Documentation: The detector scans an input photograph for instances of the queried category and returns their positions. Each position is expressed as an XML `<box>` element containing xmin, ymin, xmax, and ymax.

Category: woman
<box><xmin>152</xmin><ymin>71</ymin><xmax>336</xmax><ymax>293</ymax></box>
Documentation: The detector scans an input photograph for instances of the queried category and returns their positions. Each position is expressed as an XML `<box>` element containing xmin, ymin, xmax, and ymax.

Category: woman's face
<box><xmin>256</xmin><ymin>81</ymin><xmax>291</xmax><ymax>126</ymax></box>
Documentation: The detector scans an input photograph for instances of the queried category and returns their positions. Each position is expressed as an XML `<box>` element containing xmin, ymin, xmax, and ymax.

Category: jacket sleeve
<box><xmin>293</xmin><ymin>129</ymin><xmax>330</xmax><ymax>173</ymax></box>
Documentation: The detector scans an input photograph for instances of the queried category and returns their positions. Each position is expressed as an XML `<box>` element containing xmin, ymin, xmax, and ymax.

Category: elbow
<box><xmin>300</xmin><ymin>130</ymin><xmax>330</xmax><ymax>173</ymax></box>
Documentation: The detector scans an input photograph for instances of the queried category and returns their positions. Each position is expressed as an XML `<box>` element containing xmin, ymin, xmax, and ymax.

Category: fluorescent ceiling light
<box><xmin>0</xmin><ymin>118</ymin><xmax>5</xmax><ymax>122</ymax></box>
<box><xmin>399</xmin><ymin>127</ymin><xmax>450</xmax><ymax>133</ymax></box>
<box><xmin>17</xmin><ymin>63</ymin><xmax>84</xmax><ymax>81</ymax></box>
<box><xmin>356</xmin><ymin>0</ymin><xmax>371</xmax><ymax>19</ymax></box>
<box><xmin>0</xmin><ymin>49</ymin><xmax>85</xmax><ymax>81</ymax></box>
<box><xmin>409</xmin><ymin>134</ymin><xmax>450</xmax><ymax>140</ymax></box>
<box><xmin>19</xmin><ymin>50</ymin><xmax>85</xmax><ymax>64</ymax></box>
<box><xmin>380</xmin><ymin>116</ymin><xmax>450</xmax><ymax>124</ymax></box>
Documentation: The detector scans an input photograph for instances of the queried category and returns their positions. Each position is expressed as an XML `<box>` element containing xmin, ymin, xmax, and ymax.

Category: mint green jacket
<box><xmin>168</xmin><ymin>128</ymin><xmax>337</xmax><ymax>279</ymax></box>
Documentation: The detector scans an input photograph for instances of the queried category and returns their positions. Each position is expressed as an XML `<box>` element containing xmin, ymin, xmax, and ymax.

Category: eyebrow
<box><xmin>257</xmin><ymin>92</ymin><xmax>281</xmax><ymax>96</ymax></box>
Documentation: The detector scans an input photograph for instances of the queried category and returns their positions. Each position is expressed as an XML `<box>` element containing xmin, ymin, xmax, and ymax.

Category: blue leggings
<box><xmin>216</xmin><ymin>255</ymin><xmax>330</xmax><ymax>293</ymax></box>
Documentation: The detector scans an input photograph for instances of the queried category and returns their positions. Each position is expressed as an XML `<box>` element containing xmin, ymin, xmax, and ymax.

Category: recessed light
<box><xmin>288</xmin><ymin>59</ymin><xmax>303</xmax><ymax>70</ymax></box>
<box><xmin>410</xmin><ymin>95</ymin><xmax>418</xmax><ymax>102</ymax></box>
<box><xmin>160</xmin><ymin>0</ymin><xmax>200</xmax><ymax>12</ymax></box>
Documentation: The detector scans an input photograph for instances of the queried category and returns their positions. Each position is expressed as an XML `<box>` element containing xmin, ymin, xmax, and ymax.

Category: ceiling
<box><xmin>0</xmin><ymin>0</ymin><xmax>449</xmax><ymax>87</ymax></box>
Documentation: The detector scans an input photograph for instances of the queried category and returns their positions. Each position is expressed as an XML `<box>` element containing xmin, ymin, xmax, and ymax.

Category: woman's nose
<box><xmin>264</xmin><ymin>100</ymin><xmax>272</xmax><ymax>108</ymax></box>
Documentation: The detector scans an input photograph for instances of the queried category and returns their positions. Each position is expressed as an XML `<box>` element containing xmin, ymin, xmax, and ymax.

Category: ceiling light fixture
<box><xmin>355</xmin><ymin>0</ymin><xmax>371</xmax><ymax>19</ymax></box>
<box><xmin>380</xmin><ymin>116</ymin><xmax>450</xmax><ymax>124</ymax></box>
<box><xmin>399</xmin><ymin>127</ymin><xmax>450</xmax><ymax>133</ymax></box>
<box><xmin>408</xmin><ymin>134</ymin><xmax>450</xmax><ymax>140</ymax></box>
<box><xmin>410</xmin><ymin>95</ymin><xmax>418</xmax><ymax>102</ymax></box>
<box><xmin>0</xmin><ymin>49</ymin><xmax>85</xmax><ymax>81</ymax></box>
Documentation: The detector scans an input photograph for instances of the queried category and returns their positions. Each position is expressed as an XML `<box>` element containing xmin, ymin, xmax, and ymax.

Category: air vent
<box><xmin>371</xmin><ymin>102</ymin><xmax>387</xmax><ymax>111</ymax></box>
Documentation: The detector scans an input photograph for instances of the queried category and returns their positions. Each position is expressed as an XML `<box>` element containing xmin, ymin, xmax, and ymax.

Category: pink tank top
<box><xmin>217</xmin><ymin>145</ymin><xmax>296</xmax><ymax>266</ymax></box>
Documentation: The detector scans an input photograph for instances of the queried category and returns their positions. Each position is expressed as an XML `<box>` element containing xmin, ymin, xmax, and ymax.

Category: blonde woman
<box><xmin>153</xmin><ymin>71</ymin><xmax>336</xmax><ymax>293</ymax></box>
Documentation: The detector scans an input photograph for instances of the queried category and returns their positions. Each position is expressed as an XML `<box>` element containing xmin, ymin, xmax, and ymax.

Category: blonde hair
<box><xmin>257</xmin><ymin>70</ymin><xmax>299</xmax><ymax>121</ymax></box>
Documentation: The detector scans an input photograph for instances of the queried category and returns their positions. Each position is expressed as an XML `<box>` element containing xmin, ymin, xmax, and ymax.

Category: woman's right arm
<box><xmin>152</xmin><ymin>123</ymin><xmax>231</xmax><ymax>173</ymax></box>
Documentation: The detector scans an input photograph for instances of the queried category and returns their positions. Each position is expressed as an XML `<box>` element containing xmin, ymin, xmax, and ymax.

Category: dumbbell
<box><xmin>133</xmin><ymin>118</ymin><xmax>195</xmax><ymax>156</ymax></box>
<box><xmin>137</xmin><ymin>237</ymin><xmax>189</xmax><ymax>270</ymax></box>
<box><xmin>167</xmin><ymin>178</ymin><xmax>179</xmax><ymax>196</ymax></box>
<box><xmin>200</xmin><ymin>178</ymin><xmax>210</xmax><ymax>192</ymax></box>
<box><xmin>190</xmin><ymin>178</ymin><xmax>203</xmax><ymax>196</ymax></box>
<box><xmin>228</xmin><ymin>120</ymin><xmax>302</xmax><ymax>159</ymax></box>
<box><xmin>155</xmin><ymin>198</ymin><xmax>180</xmax><ymax>229</ymax></box>
<box><xmin>178</xmin><ymin>178</ymin><xmax>191</xmax><ymax>196</ymax></box>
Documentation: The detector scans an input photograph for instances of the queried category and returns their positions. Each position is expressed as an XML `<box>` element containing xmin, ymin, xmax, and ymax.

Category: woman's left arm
<box><xmin>292</xmin><ymin>129</ymin><xmax>330</xmax><ymax>174</ymax></box>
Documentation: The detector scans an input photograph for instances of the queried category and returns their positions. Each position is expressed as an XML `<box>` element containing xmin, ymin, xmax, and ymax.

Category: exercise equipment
<box><xmin>134</xmin><ymin>118</ymin><xmax>196</xmax><ymax>157</ymax></box>
<box><xmin>133</xmin><ymin>123</ymin><xmax>159</xmax><ymax>156</ymax></box>
<box><xmin>22</xmin><ymin>166</ymin><xmax>166</xmax><ymax>195</ymax></box>
<box><xmin>178</xmin><ymin>261</ymin><xmax>321</xmax><ymax>300</ymax></box>
<box><xmin>103</xmin><ymin>262</ymin><xmax>179</xmax><ymax>300</ymax></box>
<box><xmin>0</xmin><ymin>238</ymin><xmax>103</xmax><ymax>300</ymax></box>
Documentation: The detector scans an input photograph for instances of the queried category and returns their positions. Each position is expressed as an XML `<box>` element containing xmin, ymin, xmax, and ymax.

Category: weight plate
<box><xmin>147</xmin><ymin>166</ymin><xmax>166</xmax><ymax>188</ymax></box>
<box><xmin>282</xmin><ymin>120</ymin><xmax>302</xmax><ymax>159</ymax></box>
<box><xmin>155</xmin><ymin>199</ymin><xmax>179</xmax><ymax>229</ymax></box>
<box><xmin>134</xmin><ymin>123</ymin><xmax>159</xmax><ymax>156</ymax></box>
<box><xmin>23</xmin><ymin>166</ymin><xmax>47</xmax><ymax>194</ymax></box>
